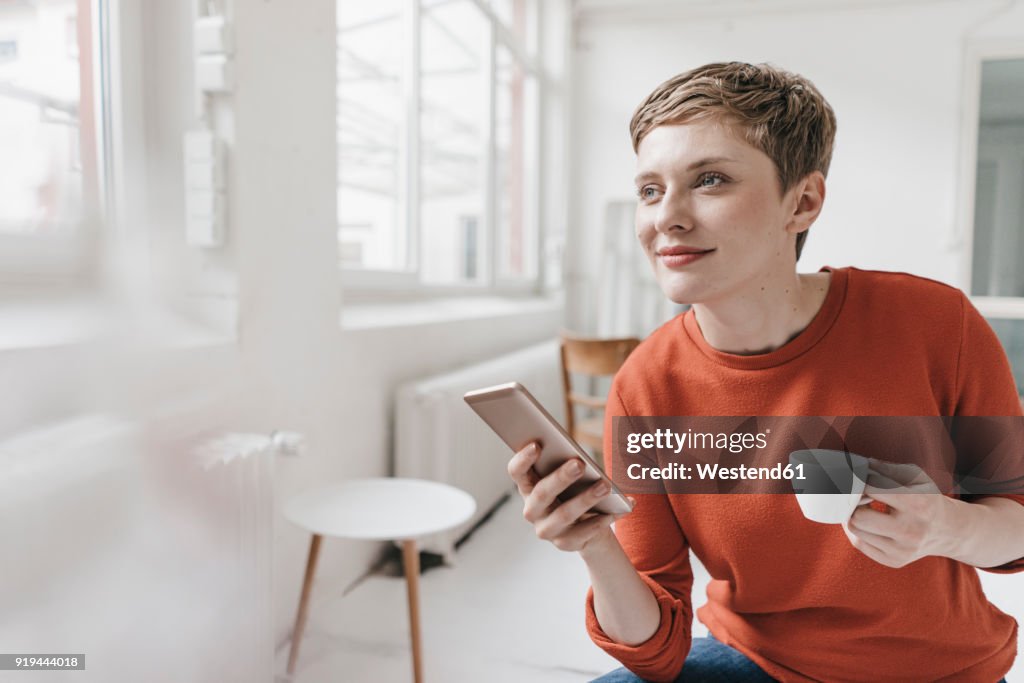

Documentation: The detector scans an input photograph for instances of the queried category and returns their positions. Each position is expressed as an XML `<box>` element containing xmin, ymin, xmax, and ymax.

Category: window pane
<box><xmin>971</xmin><ymin>58</ymin><xmax>1024</xmax><ymax>297</ymax></box>
<box><xmin>337</xmin><ymin>0</ymin><xmax>405</xmax><ymax>270</ymax></box>
<box><xmin>486</xmin><ymin>0</ymin><xmax>533</xmax><ymax>49</ymax></box>
<box><xmin>0</xmin><ymin>0</ymin><xmax>90</xmax><ymax>233</ymax></box>
<box><xmin>419</xmin><ymin>0</ymin><xmax>486</xmax><ymax>285</ymax></box>
<box><xmin>494</xmin><ymin>45</ymin><xmax>536</xmax><ymax>279</ymax></box>
<box><xmin>988</xmin><ymin>318</ymin><xmax>1024</xmax><ymax>396</ymax></box>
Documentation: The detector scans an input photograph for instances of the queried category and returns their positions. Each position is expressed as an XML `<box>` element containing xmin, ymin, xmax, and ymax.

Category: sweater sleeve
<box><xmin>953</xmin><ymin>292</ymin><xmax>1024</xmax><ymax>574</ymax></box>
<box><xmin>584</xmin><ymin>384</ymin><xmax>694</xmax><ymax>682</ymax></box>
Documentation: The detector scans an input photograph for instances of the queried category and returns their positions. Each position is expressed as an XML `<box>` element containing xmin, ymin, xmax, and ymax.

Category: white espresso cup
<box><xmin>789</xmin><ymin>449</ymin><xmax>870</xmax><ymax>524</ymax></box>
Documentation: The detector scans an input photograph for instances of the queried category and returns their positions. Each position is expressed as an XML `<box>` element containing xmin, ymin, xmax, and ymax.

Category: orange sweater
<box><xmin>586</xmin><ymin>266</ymin><xmax>1024</xmax><ymax>683</ymax></box>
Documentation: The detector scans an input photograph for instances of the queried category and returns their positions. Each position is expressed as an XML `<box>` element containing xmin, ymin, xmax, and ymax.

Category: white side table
<box><xmin>283</xmin><ymin>478</ymin><xmax>476</xmax><ymax>682</ymax></box>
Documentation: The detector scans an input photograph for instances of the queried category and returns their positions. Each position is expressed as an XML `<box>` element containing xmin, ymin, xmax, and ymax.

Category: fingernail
<box><xmin>593</xmin><ymin>481</ymin><xmax>611</xmax><ymax>495</ymax></box>
<box><xmin>571</xmin><ymin>460</ymin><xmax>584</xmax><ymax>474</ymax></box>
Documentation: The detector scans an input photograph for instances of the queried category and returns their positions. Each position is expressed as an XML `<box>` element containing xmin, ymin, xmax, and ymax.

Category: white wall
<box><xmin>567</xmin><ymin>0</ymin><xmax>1024</xmax><ymax>332</ymax></box>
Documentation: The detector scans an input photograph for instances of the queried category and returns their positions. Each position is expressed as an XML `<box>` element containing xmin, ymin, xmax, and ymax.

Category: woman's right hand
<box><xmin>507</xmin><ymin>442</ymin><xmax>627</xmax><ymax>553</ymax></box>
<box><xmin>510</xmin><ymin>444</ymin><xmax>659</xmax><ymax>646</ymax></box>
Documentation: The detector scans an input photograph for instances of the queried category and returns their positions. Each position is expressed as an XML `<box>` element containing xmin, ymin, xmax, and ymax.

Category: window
<box><xmin>988</xmin><ymin>318</ymin><xmax>1024</xmax><ymax>395</ymax></box>
<box><xmin>969</xmin><ymin>57</ymin><xmax>1024</xmax><ymax>299</ymax></box>
<box><xmin>0</xmin><ymin>1</ymin><xmax>101</xmax><ymax>233</ymax></box>
<box><xmin>461</xmin><ymin>215</ymin><xmax>478</xmax><ymax>279</ymax></box>
<box><xmin>0</xmin><ymin>0</ymin><xmax>105</xmax><ymax>280</ymax></box>
<box><xmin>336</xmin><ymin>0</ymin><xmax>404</xmax><ymax>272</ymax></box>
<box><xmin>337</xmin><ymin>0</ymin><xmax>541</xmax><ymax>294</ymax></box>
<box><xmin>419</xmin><ymin>0</ymin><xmax>487</xmax><ymax>285</ymax></box>
<box><xmin>494</xmin><ymin>41</ymin><xmax>538</xmax><ymax>281</ymax></box>
<box><xmin>962</xmin><ymin>45</ymin><xmax>1024</xmax><ymax>387</ymax></box>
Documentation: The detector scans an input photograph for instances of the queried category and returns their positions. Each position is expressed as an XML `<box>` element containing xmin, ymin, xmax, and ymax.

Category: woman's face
<box><xmin>634</xmin><ymin>119</ymin><xmax>801</xmax><ymax>305</ymax></box>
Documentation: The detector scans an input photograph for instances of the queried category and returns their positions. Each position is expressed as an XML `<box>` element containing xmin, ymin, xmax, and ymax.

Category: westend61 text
<box><xmin>626</xmin><ymin>462</ymin><xmax>806</xmax><ymax>481</ymax></box>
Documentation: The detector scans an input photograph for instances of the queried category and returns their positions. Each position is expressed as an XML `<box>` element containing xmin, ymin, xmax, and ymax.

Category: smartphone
<box><xmin>463</xmin><ymin>381</ymin><xmax>634</xmax><ymax>515</ymax></box>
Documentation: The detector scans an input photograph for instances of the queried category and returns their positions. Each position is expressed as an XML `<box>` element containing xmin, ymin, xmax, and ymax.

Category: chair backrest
<box><xmin>559</xmin><ymin>332</ymin><xmax>641</xmax><ymax>453</ymax></box>
<box><xmin>561</xmin><ymin>336</ymin><xmax>640</xmax><ymax>376</ymax></box>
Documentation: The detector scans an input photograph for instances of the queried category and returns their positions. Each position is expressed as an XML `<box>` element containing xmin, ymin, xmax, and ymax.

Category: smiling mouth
<box><xmin>658</xmin><ymin>249</ymin><xmax>714</xmax><ymax>267</ymax></box>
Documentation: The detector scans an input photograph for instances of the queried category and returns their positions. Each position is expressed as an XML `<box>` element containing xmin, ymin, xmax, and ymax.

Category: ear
<box><xmin>785</xmin><ymin>171</ymin><xmax>826</xmax><ymax>236</ymax></box>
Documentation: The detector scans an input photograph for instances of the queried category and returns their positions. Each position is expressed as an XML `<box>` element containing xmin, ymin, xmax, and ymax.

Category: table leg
<box><xmin>401</xmin><ymin>539</ymin><xmax>423</xmax><ymax>683</ymax></box>
<box><xmin>287</xmin><ymin>534</ymin><xmax>322</xmax><ymax>676</ymax></box>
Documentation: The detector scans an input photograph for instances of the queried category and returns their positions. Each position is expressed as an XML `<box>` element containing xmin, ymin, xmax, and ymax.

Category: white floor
<box><xmin>276</xmin><ymin>497</ymin><xmax>1022</xmax><ymax>683</ymax></box>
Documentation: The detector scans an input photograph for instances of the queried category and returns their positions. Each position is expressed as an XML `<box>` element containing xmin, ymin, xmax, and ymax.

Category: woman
<box><xmin>507</xmin><ymin>62</ymin><xmax>1024</xmax><ymax>682</ymax></box>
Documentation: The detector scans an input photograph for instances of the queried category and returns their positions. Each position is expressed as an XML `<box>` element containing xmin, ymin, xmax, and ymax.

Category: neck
<box><xmin>691</xmin><ymin>270</ymin><xmax>832</xmax><ymax>355</ymax></box>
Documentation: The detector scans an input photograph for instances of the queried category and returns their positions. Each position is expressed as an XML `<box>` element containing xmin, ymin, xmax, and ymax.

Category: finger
<box><xmin>868</xmin><ymin>460</ymin><xmax>926</xmax><ymax>485</ymax></box>
<box><xmin>862</xmin><ymin>485</ymin><xmax>912</xmax><ymax>510</ymax></box>
<box><xmin>538</xmin><ymin>479</ymin><xmax>614</xmax><ymax>538</ymax></box>
<box><xmin>866</xmin><ymin>470</ymin><xmax>909</xmax><ymax>494</ymax></box>
<box><xmin>868</xmin><ymin>468</ymin><xmax>940</xmax><ymax>497</ymax></box>
<box><xmin>523</xmin><ymin>458</ymin><xmax>586</xmax><ymax>521</ymax></box>
<box><xmin>867</xmin><ymin>470</ymin><xmax>933</xmax><ymax>494</ymax></box>
<box><xmin>847</xmin><ymin>515</ymin><xmax>903</xmax><ymax>551</ymax></box>
<box><xmin>552</xmin><ymin>513</ymin><xmax>617</xmax><ymax>550</ymax></box>
<box><xmin>843</xmin><ymin>521</ymin><xmax>899</xmax><ymax>566</ymax></box>
<box><xmin>507</xmin><ymin>442</ymin><xmax>542</xmax><ymax>495</ymax></box>
<box><xmin>848</xmin><ymin>506</ymin><xmax>901</xmax><ymax>537</ymax></box>
<box><xmin>519</xmin><ymin>467</ymin><xmax>541</xmax><ymax>497</ymax></box>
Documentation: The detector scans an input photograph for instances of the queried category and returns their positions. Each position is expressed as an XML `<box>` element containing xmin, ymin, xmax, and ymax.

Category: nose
<box><xmin>653</xmin><ymin>188</ymin><xmax>695</xmax><ymax>234</ymax></box>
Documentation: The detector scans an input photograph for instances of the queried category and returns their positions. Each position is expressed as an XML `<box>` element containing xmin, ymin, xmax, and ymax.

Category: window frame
<box><xmin>0</xmin><ymin>0</ymin><xmax>109</xmax><ymax>288</ymax></box>
<box><xmin>957</xmin><ymin>37</ymin><xmax>1024</xmax><ymax>320</ymax></box>
<box><xmin>337</xmin><ymin>0</ymin><xmax>547</xmax><ymax>300</ymax></box>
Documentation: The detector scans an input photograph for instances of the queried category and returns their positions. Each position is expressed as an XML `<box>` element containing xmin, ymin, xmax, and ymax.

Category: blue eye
<box><xmin>637</xmin><ymin>185</ymin><xmax>661</xmax><ymax>201</ymax></box>
<box><xmin>697</xmin><ymin>172</ymin><xmax>726</xmax><ymax>188</ymax></box>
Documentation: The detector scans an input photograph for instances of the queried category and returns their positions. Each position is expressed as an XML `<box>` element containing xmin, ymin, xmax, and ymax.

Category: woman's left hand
<box><xmin>842</xmin><ymin>460</ymin><xmax>961</xmax><ymax>568</ymax></box>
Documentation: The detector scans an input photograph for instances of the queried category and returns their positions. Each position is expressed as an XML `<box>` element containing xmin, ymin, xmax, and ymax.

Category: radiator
<box><xmin>395</xmin><ymin>339</ymin><xmax>564</xmax><ymax>556</ymax></box>
<box><xmin>0</xmin><ymin>415</ymin><xmax>279</xmax><ymax>683</ymax></box>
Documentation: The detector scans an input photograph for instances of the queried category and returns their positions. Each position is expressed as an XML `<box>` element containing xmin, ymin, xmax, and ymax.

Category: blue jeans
<box><xmin>590</xmin><ymin>634</ymin><xmax>1010</xmax><ymax>683</ymax></box>
<box><xmin>590</xmin><ymin>634</ymin><xmax>776</xmax><ymax>683</ymax></box>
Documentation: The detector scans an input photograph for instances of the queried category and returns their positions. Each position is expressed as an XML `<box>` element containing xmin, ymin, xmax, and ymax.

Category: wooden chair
<box><xmin>559</xmin><ymin>332</ymin><xmax>641</xmax><ymax>457</ymax></box>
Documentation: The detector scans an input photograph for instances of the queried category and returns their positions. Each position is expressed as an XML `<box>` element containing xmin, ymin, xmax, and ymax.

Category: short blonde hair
<box><xmin>630</xmin><ymin>62</ymin><xmax>837</xmax><ymax>260</ymax></box>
